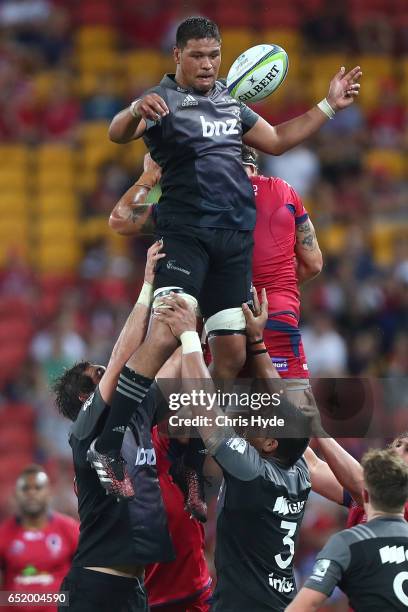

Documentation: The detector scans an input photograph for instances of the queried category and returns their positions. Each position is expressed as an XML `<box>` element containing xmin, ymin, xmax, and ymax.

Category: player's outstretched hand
<box><xmin>154</xmin><ymin>293</ymin><xmax>196</xmax><ymax>338</ymax></box>
<box><xmin>242</xmin><ymin>287</ymin><xmax>268</xmax><ymax>342</ymax></box>
<box><xmin>326</xmin><ymin>66</ymin><xmax>362</xmax><ymax>111</ymax></box>
<box><xmin>143</xmin><ymin>153</ymin><xmax>162</xmax><ymax>184</ymax></box>
<box><xmin>298</xmin><ymin>389</ymin><xmax>326</xmax><ymax>437</ymax></box>
<box><xmin>134</xmin><ymin>94</ymin><xmax>169</xmax><ymax>122</ymax></box>
<box><xmin>144</xmin><ymin>239</ymin><xmax>165</xmax><ymax>285</ymax></box>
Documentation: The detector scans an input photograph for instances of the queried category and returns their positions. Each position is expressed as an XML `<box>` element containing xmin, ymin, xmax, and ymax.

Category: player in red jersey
<box><xmin>241</xmin><ymin>145</ymin><xmax>322</xmax><ymax>392</ymax></box>
<box><xmin>145</xmin><ymin>426</ymin><xmax>212</xmax><ymax>612</ymax></box>
<box><xmin>0</xmin><ymin>465</ymin><xmax>79</xmax><ymax>612</ymax></box>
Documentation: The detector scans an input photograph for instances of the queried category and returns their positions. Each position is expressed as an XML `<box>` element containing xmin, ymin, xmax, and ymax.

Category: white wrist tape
<box><xmin>137</xmin><ymin>282</ymin><xmax>153</xmax><ymax>307</ymax></box>
<box><xmin>317</xmin><ymin>98</ymin><xmax>336</xmax><ymax>119</ymax></box>
<box><xmin>129</xmin><ymin>99</ymin><xmax>141</xmax><ymax>118</ymax></box>
<box><xmin>180</xmin><ymin>331</ymin><xmax>202</xmax><ymax>354</ymax></box>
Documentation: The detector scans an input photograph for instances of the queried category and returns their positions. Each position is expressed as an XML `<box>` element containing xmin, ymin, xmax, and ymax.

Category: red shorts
<box><xmin>263</xmin><ymin>313</ymin><xmax>309</xmax><ymax>379</ymax></box>
<box><xmin>151</xmin><ymin>585</ymin><xmax>212</xmax><ymax>612</ymax></box>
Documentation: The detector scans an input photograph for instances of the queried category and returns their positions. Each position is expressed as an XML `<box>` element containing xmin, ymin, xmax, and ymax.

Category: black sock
<box><xmin>96</xmin><ymin>366</ymin><xmax>153</xmax><ymax>454</ymax></box>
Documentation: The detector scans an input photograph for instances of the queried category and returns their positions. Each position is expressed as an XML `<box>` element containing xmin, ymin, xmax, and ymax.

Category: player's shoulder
<box><xmin>70</xmin><ymin>386</ymin><xmax>107</xmax><ymax>442</ymax></box>
<box><xmin>0</xmin><ymin>516</ymin><xmax>18</xmax><ymax>537</ymax></box>
<box><xmin>50</xmin><ymin>512</ymin><xmax>79</xmax><ymax>532</ymax></box>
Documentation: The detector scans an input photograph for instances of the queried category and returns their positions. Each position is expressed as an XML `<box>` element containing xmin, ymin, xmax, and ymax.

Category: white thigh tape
<box><xmin>205</xmin><ymin>307</ymin><xmax>246</xmax><ymax>334</ymax></box>
<box><xmin>153</xmin><ymin>286</ymin><xmax>198</xmax><ymax>311</ymax></box>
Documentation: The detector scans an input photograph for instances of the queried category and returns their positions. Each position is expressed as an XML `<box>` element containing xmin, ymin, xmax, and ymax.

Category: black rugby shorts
<box><xmin>153</xmin><ymin>226</ymin><xmax>254</xmax><ymax>319</ymax></box>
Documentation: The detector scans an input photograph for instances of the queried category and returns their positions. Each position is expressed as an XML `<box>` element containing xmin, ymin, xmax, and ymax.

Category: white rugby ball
<box><xmin>227</xmin><ymin>44</ymin><xmax>289</xmax><ymax>103</ymax></box>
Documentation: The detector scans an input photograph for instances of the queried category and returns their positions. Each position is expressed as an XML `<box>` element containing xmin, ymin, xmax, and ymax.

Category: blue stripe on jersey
<box><xmin>265</xmin><ymin>318</ymin><xmax>302</xmax><ymax>357</ymax></box>
<box><xmin>295</xmin><ymin>213</ymin><xmax>309</xmax><ymax>225</ymax></box>
<box><xmin>285</xmin><ymin>203</ymin><xmax>296</xmax><ymax>215</ymax></box>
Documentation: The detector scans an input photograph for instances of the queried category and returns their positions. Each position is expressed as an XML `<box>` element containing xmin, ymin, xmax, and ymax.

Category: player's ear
<box><xmin>173</xmin><ymin>46</ymin><xmax>181</xmax><ymax>65</ymax></box>
<box><xmin>263</xmin><ymin>438</ymin><xmax>278</xmax><ymax>453</ymax></box>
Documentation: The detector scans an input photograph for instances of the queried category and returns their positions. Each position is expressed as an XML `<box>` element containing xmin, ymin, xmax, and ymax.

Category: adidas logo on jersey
<box><xmin>181</xmin><ymin>94</ymin><xmax>198</xmax><ymax>107</ymax></box>
<box><xmin>273</xmin><ymin>496</ymin><xmax>306</xmax><ymax>516</ymax></box>
<box><xmin>268</xmin><ymin>573</ymin><xmax>295</xmax><ymax>593</ymax></box>
<box><xmin>380</xmin><ymin>545</ymin><xmax>408</xmax><ymax>565</ymax></box>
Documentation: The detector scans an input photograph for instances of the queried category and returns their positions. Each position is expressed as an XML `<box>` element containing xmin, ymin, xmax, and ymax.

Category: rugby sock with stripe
<box><xmin>95</xmin><ymin>366</ymin><xmax>153</xmax><ymax>454</ymax></box>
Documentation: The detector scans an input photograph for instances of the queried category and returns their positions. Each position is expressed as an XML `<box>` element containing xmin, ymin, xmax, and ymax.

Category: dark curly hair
<box><xmin>176</xmin><ymin>17</ymin><xmax>221</xmax><ymax>49</ymax></box>
<box><xmin>52</xmin><ymin>362</ymin><xmax>95</xmax><ymax>421</ymax></box>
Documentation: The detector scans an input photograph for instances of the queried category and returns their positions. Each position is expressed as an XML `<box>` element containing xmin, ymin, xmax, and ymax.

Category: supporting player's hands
<box><xmin>154</xmin><ymin>293</ymin><xmax>196</xmax><ymax>338</ymax></box>
<box><xmin>298</xmin><ymin>389</ymin><xmax>326</xmax><ymax>437</ymax></box>
<box><xmin>242</xmin><ymin>287</ymin><xmax>268</xmax><ymax>343</ymax></box>
<box><xmin>143</xmin><ymin>153</ymin><xmax>162</xmax><ymax>185</ymax></box>
<box><xmin>144</xmin><ymin>239</ymin><xmax>165</xmax><ymax>285</ymax></box>
<box><xmin>326</xmin><ymin>66</ymin><xmax>362</xmax><ymax>111</ymax></box>
<box><xmin>133</xmin><ymin>94</ymin><xmax>169</xmax><ymax>122</ymax></box>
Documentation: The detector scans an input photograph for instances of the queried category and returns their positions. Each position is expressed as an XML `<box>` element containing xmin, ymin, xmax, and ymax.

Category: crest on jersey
<box><xmin>46</xmin><ymin>533</ymin><xmax>62</xmax><ymax>555</ymax></box>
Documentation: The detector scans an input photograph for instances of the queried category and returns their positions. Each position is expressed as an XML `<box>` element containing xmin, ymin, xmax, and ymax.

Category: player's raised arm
<box><xmin>299</xmin><ymin>392</ymin><xmax>365</xmax><ymax>505</ymax></box>
<box><xmin>243</xmin><ymin>66</ymin><xmax>362</xmax><ymax>155</ymax></box>
<box><xmin>98</xmin><ymin>240</ymin><xmax>165</xmax><ymax>404</ymax></box>
<box><xmin>303</xmin><ymin>446</ymin><xmax>344</xmax><ymax>504</ymax></box>
<box><xmin>109</xmin><ymin>154</ymin><xmax>160</xmax><ymax>236</ymax></box>
<box><xmin>108</xmin><ymin>94</ymin><xmax>169</xmax><ymax>143</ymax></box>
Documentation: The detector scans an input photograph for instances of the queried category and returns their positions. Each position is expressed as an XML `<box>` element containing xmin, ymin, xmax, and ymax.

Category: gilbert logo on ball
<box><xmin>227</xmin><ymin>44</ymin><xmax>289</xmax><ymax>103</ymax></box>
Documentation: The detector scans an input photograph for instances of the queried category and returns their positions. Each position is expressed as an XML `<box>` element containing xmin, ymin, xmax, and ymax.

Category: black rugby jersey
<box><xmin>70</xmin><ymin>383</ymin><xmax>174</xmax><ymax>567</ymax></box>
<box><xmin>305</xmin><ymin>516</ymin><xmax>408</xmax><ymax>611</ymax></box>
<box><xmin>142</xmin><ymin>74</ymin><xmax>259</xmax><ymax>230</ymax></box>
<box><xmin>211</xmin><ymin>437</ymin><xmax>311</xmax><ymax>611</ymax></box>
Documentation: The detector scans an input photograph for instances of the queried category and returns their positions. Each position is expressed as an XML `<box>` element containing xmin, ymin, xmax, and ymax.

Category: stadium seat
<box><xmin>0</xmin><ymin>193</ymin><xmax>29</xmax><ymax>217</ymax></box>
<box><xmin>126</xmin><ymin>51</ymin><xmax>163</xmax><ymax>84</ymax></box>
<box><xmin>75</xmin><ymin>1</ymin><xmax>115</xmax><ymax>26</ymax></box>
<box><xmin>81</xmin><ymin>217</ymin><xmax>110</xmax><ymax>243</ymax></box>
<box><xmin>262</xmin><ymin>29</ymin><xmax>302</xmax><ymax>55</ymax></box>
<box><xmin>318</xmin><ymin>225</ymin><xmax>347</xmax><ymax>255</ymax></box>
<box><xmin>36</xmin><ymin>144</ymin><xmax>76</xmax><ymax>169</ymax></box>
<box><xmin>37</xmin><ymin>193</ymin><xmax>79</xmax><ymax>216</ymax></box>
<box><xmin>75</xmin><ymin>25</ymin><xmax>117</xmax><ymax>50</ymax></box>
<box><xmin>365</xmin><ymin>149</ymin><xmax>406</xmax><ymax>179</ymax></box>
<box><xmin>258</xmin><ymin>5</ymin><xmax>300</xmax><ymax>28</ymax></box>
<box><xmin>214</xmin><ymin>6</ymin><xmax>254</xmax><ymax>28</ymax></box>
<box><xmin>35</xmin><ymin>169</ymin><xmax>76</xmax><ymax>191</ymax></box>
<box><xmin>355</xmin><ymin>55</ymin><xmax>394</xmax><ymax>80</ymax></box>
<box><xmin>77</xmin><ymin>50</ymin><xmax>119</xmax><ymax>73</ymax></box>
<box><xmin>0</xmin><ymin>402</ymin><xmax>35</xmax><ymax>428</ymax></box>
<box><xmin>219</xmin><ymin>29</ymin><xmax>256</xmax><ymax>74</ymax></box>
<box><xmin>35</xmin><ymin>218</ymin><xmax>79</xmax><ymax>241</ymax></box>
<box><xmin>79</xmin><ymin>121</ymin><xmax>110</xmax><ymax>144</ymax></box>
<box><xmin>119</xmin><ymin>138</ymin><xmax>148</xmax><ymax>170</ymax></box>
<box><xmin>82</xmin><ymin>141</ymin><xmax>119</xmax><ymax>168</ymax></box>
<box><xmin>0</xmin><ymin>145</ymin><xmax>30</xmax><ymax>167</ymax></box>
<box><xmin>35</xmin><ymin>243</ymin><xmax>82</xmax><ymax>273</ymax></box>
<box><xmin>370</xmin><ymin>222</ymin><xmax>407</xmax><ymax>265</ymax></box>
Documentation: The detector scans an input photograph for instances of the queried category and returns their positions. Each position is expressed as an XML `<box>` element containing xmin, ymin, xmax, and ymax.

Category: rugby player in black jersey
<box><xmin>287</xmin><ymin>448</ymin><xmax>408</xmax><ymax>612</ymax></box>
<box><xmin>104</xmin><ymin>18</ymin><xmax>362</xmax><ymax>489</ymax></box>
<box><xmin>52</xmin><ymin>243</ymin><xmax>175</xmax><ymax>612</ymax></box>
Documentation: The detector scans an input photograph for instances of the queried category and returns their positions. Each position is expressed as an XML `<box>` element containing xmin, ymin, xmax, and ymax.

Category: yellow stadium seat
<box><xmin>0</xmin><ymin>145</ymin><xmax>30</xmax><ymax>167</ymax></box>
<box><xmin>75</xmin><ymin>25</ymin><xmax>117</xmax><ymax>51</ymax></box>
<box><xmin>35</xmin><ymin>219</ymin><xmax>79</xmax><ymax>241</ymax></box>
<box><xmin>79</xmin><ymin>121</ymin><xmax>110</xmax><ymax>144</ymax></box>
<box><xmin>36</xmin><ymin>193</ymin><xmax>79</xmax><ymax>216</ymax></box>
<box><xmin>308</xmin><ymin>54</ymin><xmax>347</xmax><ymax>80</ymax></box>
<box><xmin>35</xmin><ymin>243</ymin><xmax>81</xmax><ymax>273</ymax></box>
<box><xmin>80</xmin><ymin>217</ymin><xmax>110</xmax><ymax>243</ymax></box>
<box><xmin>318</xmin><ymin>225</ymin><xmax>347</xmax><ymax>255</ymax></box>
<box><xmin>262</xmin><ymin>29</ymin><xmax>302</xmax><ymax>54</ymax></box>
<box><xmin>365</xmin><ymin>150</ymin><xmax>406</xmax><ymax>179</ymax></box>
<box><xmin>220</xmin><ymin>29</ymin><xmax>256</xmax><ymax>75</ymax></box>
<box><xmin>0</xmin><ymin>218</ymin><xmax>28</xmax><ymax>243</ymax></box>
<box><xmin>77</xmin><ymin>50</ymin><xmax>119</xmax><ymax>73</ymax></box>
<box><xmin>77</xmin><ymin>168</ymin><xmax>99</xmax><ymax>194</ymax></box>
<box><xmin>355</xmin><ymin>55</ymin><xmax>394</xmax><ymax>80</ymax></box>
<box><xmin>126</xmin><ymin>51</ymin><xmax>163</xmax><ymax>83</ymax></box>
<box><xmin>370</xmin><ymin>223</ymin><xmax>405</xmax><ymax>266</ymax></box>
<box><xmin>0</xmin><ymin>168</ymin><xmax>29</xmax><ymax>190</ymax></box>
<box><xmin>0</xmin><ymin>192</ymin><xmax>29</xmax><ymax>216</ymax></box>
<box><xmin>36</xmin><ymin>144</ymin><xmax>76</xmax><ymax>168</ymax></box>
<box><xmin>75</xmin><ymin>71</ymin><xmax>125</xmax><ymax>98</ymax></box>
<box><xmin>82</xmin><ymin>141</ymin><xmax>119</xmax><ymax>168</ymax></box>
<box><xmin>35</xmin><ymin>169</ymin><xmax>75</xmax><ymax>191</ymax></box>
<box><xmin>357</xmin><ymin>76</ymin><xmax>382</xmax><ymax>111</ymax></box>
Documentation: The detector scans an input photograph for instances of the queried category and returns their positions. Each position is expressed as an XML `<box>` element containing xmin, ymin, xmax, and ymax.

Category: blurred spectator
<box><xmin>301</xmin><ymin>1</ymin><xmax>354</xmax><ymax>52</ymax></box>
<box><xmin>0</xmin><ymin>464</ymin><xmax>78</xmax><ymax>612</ymax></box>
<box><xmin>41</xmin><ymin>74</ymin><xmax>80</xmax><ymax>141</ymax></box>
<box><xmin>368</xmin><ymin>80</ymin><xmax>406</xmax><ymax>149</ymax></box>
<box><xmin>83</xmin><ymin>74</ymin><xmax>124</xmax><ymax>121</ymax></box>
<box><xmin>302</xmin><ymin>312</ymin><xmax>348</xmax><ymax>375</ymax></box>
<box><xmin>261</xmin><ymin>145</ymin><xmax>320</xmax><ymax>197</ymax></box>
<box><xmin>0</xmin><ymin>0</ymin><xmax>51</xmax><ymax>28</ymax></box>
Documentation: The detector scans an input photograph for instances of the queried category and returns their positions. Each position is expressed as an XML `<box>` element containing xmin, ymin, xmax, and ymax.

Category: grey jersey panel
<box><xmin>142</xmin><ymin>75</ymin><xmax>259</xmax><ymax>230</ymax></box>
<box><xmin>305</xmin><ymin>517</ymin><xmax>408</xmax><ymax>611</ymax></box>
<box><xmin>213</xmin><ymin>443</ymin><xmax>311</xmax><ymax>611</ymax></box>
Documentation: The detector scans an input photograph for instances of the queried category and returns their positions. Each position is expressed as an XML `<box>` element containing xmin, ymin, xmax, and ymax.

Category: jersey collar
<box><xmin>160</xmin><ymin>73</ymin><xmax>219</xmax><ymax>96</ymax></box>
